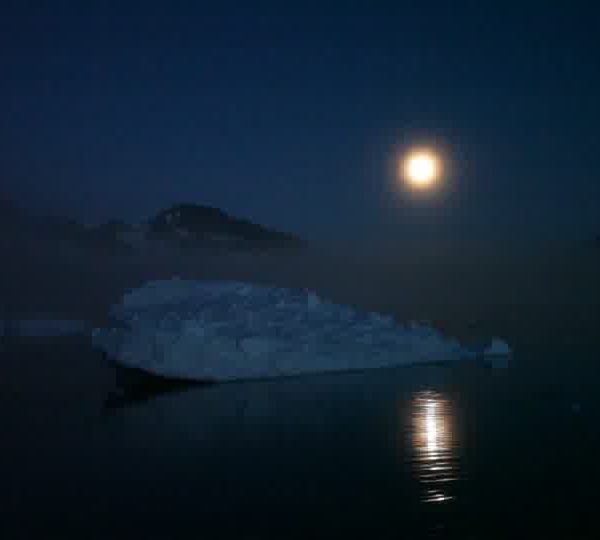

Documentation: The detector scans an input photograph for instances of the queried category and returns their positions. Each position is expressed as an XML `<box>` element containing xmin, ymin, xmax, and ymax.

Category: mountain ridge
<box><xmin>0</xmin><ymin>199</ymin><xmax>305</xmax><ymax>253</ymax></box>
<box><xmin>146</xmin><ymin>203</ymin><xmax>305</xmax><ymax>250</ymax></box>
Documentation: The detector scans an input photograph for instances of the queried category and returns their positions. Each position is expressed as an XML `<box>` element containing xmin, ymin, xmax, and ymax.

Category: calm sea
<box><xmin>1</xmin><ymin>336</ymin><xmax>598</xmax><ymax>539</ymax></box>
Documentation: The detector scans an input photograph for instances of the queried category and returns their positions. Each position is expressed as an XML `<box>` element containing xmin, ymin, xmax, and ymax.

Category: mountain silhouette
<box><xmin>146</xmin><ymin>203</ymin><xmax>305</xmax><ymax>251</ymax></box>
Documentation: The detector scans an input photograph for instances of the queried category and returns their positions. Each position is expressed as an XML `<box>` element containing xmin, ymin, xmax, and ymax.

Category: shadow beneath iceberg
<box><xmin>102</xmin><ymin>362</ymin><xmax>211</xmax><ymax>412</ymax></box>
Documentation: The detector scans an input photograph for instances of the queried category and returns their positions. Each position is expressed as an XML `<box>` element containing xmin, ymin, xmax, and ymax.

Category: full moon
<box><xmin>402</xmin><ymin>149</ymin><xmax>441</xmax><ymax>189</ymax></box>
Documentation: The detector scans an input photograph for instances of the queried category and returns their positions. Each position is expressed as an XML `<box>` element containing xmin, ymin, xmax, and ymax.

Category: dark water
<box><xmin>1</xmin><ymin>340</ymin><xmax>598</xmax><ymax>539</ymax></box>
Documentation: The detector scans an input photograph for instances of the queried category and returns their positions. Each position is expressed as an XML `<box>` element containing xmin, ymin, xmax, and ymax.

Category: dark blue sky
<box><xmin>2</xmin><ymin>3</ymin><xmax>599</xmax><ymax>243</ymax></box>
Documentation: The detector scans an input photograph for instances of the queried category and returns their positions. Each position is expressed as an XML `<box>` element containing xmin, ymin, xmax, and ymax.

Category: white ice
<box><xmin>92</xmin><ymin>279</ymin><xmax>511</xmax><ymax>382</ymax></box>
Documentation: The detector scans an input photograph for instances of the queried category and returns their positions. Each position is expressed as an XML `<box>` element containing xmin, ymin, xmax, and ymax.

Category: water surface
<box><xmin>1</xmin><ymin>343</ymin><xmax>597</xmax><ymax>538</ymax></box>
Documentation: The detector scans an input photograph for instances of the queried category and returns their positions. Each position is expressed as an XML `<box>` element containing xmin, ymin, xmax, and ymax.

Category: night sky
<box><xmin>2</xmin><ymin>4</ymin><xmax>599</xmax><ymax>244</ymax></box>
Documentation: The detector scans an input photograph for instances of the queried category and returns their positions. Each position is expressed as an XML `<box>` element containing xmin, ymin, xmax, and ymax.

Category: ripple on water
<box><xmin>409</xmin><ymin>390</ymin><xmax>461</xmax><ymax>505</ymax></box>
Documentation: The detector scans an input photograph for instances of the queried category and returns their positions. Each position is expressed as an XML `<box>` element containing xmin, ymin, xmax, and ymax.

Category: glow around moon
<box><xmin>402</xmin><ymin>149</ymin><xmax>441</xmax><ymax>190</ymax></box>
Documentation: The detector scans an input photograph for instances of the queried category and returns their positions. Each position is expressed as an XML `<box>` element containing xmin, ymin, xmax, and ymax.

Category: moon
<box><xmin>402</xmin><ymin>149</ymin><xmax>441</xmax><ymax>190</ymax></box>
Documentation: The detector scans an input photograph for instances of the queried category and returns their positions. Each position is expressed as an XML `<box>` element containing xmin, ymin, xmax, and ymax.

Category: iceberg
<box><xmin>92</xmin><ymin>279</ymin><xmax>510</xmax><ymax>382</ymax></box>
<box><xmin>483</xmin><ymin>338</ymin><xmax>512</xmax><ymax>369</ymax></box>
<box><xmin>484</xmin><ymin>338</ymin><xmax>512</xmax><ymax>357</ymax></box>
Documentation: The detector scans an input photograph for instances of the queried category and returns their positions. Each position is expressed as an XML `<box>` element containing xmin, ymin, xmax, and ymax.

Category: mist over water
<box><xmin>2</xmin><ymin>219</ymin><xmax>598</xmax><ymax>339</ymax></box>
<box><xmin>1</xmin><ymin>218</ymin><xmax>599</xmax><ymax>537</ymax></box>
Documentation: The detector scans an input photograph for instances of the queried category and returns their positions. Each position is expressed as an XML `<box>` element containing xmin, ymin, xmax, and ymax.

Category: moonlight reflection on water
<box><xmin>411</xmin><ymin>390</ymin><xmax>460</xmax><ymax>504</ymax></box>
